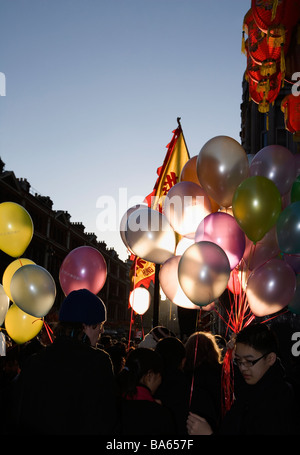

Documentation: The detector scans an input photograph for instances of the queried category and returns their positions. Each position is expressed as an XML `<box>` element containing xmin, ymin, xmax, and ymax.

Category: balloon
<box><xmin>0</xmin><ymin>332</ymin><xmax>6</xmax><ymax>355</ymax></box>
<box><xmin>129</xmin><ymin>287</ymin><xmax>151</xmax><ymax>315</ymax></box>
<box><xmin>288</xmin><ymin>274</ymin><xmax>300</xmax><ymax>314</ymax></box>
<box><xmin>3</xmin><ymin>258</ymin><xmax>35</xmax><ymax>302</ymax></box>
<box><xmin>175</xmin><ymin>237</ymin><xmax>194</xmax><ymax>256</ymax></box>
<box><xmin>295</xmin><ymin>154</ymin><xmax>300</xmax><ymax>177</ymax></box>
<box><xmin>178</xmin><ymin>241</ymin><xmax>230</xmax><ymax>306</ymax></box>
<box><xmin>120</xmin><ymin>204</ymin><xmax>147</xmax><ymax>251</ymax></box>
<box><xmin>5</xmin><ymin>303</ymin><xmax>44</xmax><ymax>344</ymax></box>
<box><xmin>232</xmin><ymin>176</ymin><xmax>282</xmax><ymax>243</ymax></box>
<box><xmin>180</xmin><ymin>156</ymin><xmax>201</xmax><ymax>185</ymax></box>
<box><xmin>276</xmin><ymin>202</ymin><xmax>300</xmax><ymax>254</ymax></box>
<box><xmin>227</xmin><ymin>265</ymin><xmax>248</xmax><ymax>295</ymax></box>
<box><xmin>195</xmin><ymin>212</ymin><xmax>245</xmax><ymax>270</ymax></box>
<box><xmin>59</xmin><ymin>246</ymin><xmax>107</xmax><ymax>295</ymax></box>
<box><xmin>243</xmin><ymin>226</ymin><xmax>280</xmax><ymax>271</ymax></box>
<box><xmin>196</xmin><ymin>136</ymin><xmax>249</xmax><ymax>208</ymax></box>
<box><xmin>180</xmin><ymin>156</ymin><xmax>220</xmax><ymax>212</ymax></box>
<box><xmin>0</xmin><ymin>202</ymin><xmax>34</xmax><ymax>257</ymax></box>
<box><xmin>125</xmin><ymin>207</ymin><xmax>176</xmax><ymax>264</ymax></box>
<box><xmin>163</xmin><ymin>181</ymin><xmax>211</xmax><ymax>237</ymax></box>
<box><xmin>0</xmin><ymin>284</ymin><xmax>9</xmax><ymax>325</ymax></box>
<box><xmin>159</xmin><ymin>256</ymin><xmax>199</xmax><ymax>309</ymax></box>
<box><xmin>10</xmin><ymin>264</ymin><xmax>56</xmax><ymax>318</ymax></box>
<box><xmin>283</xmin><ymin>254</ymin><xmax>300</xmax><ymax>274</ymax></box>
<box><xmin>246</xmin><ymin>258</ymin><xmax>296</xmax><ymax>317</ymax></box>
<box><xmin>291</xmin><ymin>175</ymin><xmax>300</xmax><ymax>203</ymax></box>
<box><xmin>249</xmin><ymin>145</ymin><xmax>296</xmax><ymax>195</ymax></box>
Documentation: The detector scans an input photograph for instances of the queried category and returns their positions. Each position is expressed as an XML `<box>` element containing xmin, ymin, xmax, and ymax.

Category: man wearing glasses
<box><xmin>187</xmin><ymin>323</ymin><xmax>300</xmax><ymax>435</ymax></box>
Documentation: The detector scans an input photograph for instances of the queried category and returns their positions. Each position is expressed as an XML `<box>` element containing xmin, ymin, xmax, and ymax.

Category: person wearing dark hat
<box><xmin>9</xmin><ymin>289</ymin><xmax>118</xmax><ymax>435</ymax></box>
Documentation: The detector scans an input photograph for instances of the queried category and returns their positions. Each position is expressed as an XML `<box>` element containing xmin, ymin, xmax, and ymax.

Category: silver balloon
<box><xmin>125</xmin><ymin>207</ymin><xmax>176</xmax><ymax>264</ymax></box>
<box><xmin>178</xmin><ymin>241</ymin><xmax>230</xmax><ymax>306</ymax></box>
<box><xmin>119</xmin><ymin>203</ymin><xmax>147</xmax><ymax>251</ymax></box>
<box><xmin>10</xmin><ymin>264</ymin><xmax>56</xmax><ymax>318</ymax></box>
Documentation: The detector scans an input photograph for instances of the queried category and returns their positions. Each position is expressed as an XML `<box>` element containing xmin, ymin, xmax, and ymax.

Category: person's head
<box><xmin>58</xmin><ymin>288</ymin><xmax>107</xmax><ymax>347</ymax></box>
<box><xmin>118</xmin><ymin>347</ymin><xmax>163</xmax><ymax>397</ymax></box>
<box><xmin>234</xmin><ymin>323</ymin><xmax>278</xmax><ymax>385</ymax></box>
<box><xmin>155</xmin><ymin>336</ymin><xmax>186</xmax><ymax>371</ymax></box>
<box><xmin>138</xmin><ymin>326</ymin><xmax>176</xmax><ymax>349</ymax></box>
<box><xmin>184</xmin><ymin>331</ymin><xmax>222</xmax><ymax>372</ymax></box>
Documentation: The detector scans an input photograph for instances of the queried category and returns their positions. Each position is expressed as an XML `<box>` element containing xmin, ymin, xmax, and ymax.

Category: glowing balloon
<box><xmin>195</xmin><ymin>212</ymin><xmax>245</xmax><ymax>270</ymax></box>
<box><xmin>232</xmin><ymin>176</ymin><xmax>282</xmax><ymax>243</ymax></box>
<box><xmin>175</xmin><ymin>237</ymin><xmax>195</xmax><ymax>256</ymax></box>
<box><xmin>129</xmin><ymin>287</ymin><xmax>151</xmax><ymax>315</ymax></box>
<box><xmin>249</xmin><ymin>145</ymin><xmax>296</xmax><ymax>195</ymax></box>
<box><xmin>3</xmin><ymin>258</ymin><xmax>35</xmax><ymax>302</ymax></box>
<box><xmin>159</xmin><ymin>256</ymin><xmax>199</xmax><ymax>309</ymax></box>
<box><xmin>196</xmin><ymin>136</ymin><xmax>249</xmax><ymax>208</ymax></box>
<box><xmin>125</xmin><ymin>207</ymin><xmax>176</xmax><ymax>264</ymax></box>
<box><xmin>178</xmin><ymin>241</ymin><xmax>230</xmax><ymax>306</ymax></box>
<box><xmin>10</xmin><ymin>264</ymin><xmax>56</xmax><ymax>318</ymax></box>
<box><xmin>0</xmin><ymin>284</ymin><xmax>9</xmax><ymax>325</ymax></box>
<box><xmin>5</xmin><ymin>303</ymin><xmax>44</xmax><ymax>344</ymax></box>
<box><xmin>276</xmin><ymin>202</ymin><xmax>300</xmax><ymax>254</ymax></box>
<box><xmin>288</xmin><ymin>274</ymin><xmax>300</xmax><ymax>315</ymax></box>
<box><xmin>246</xmin><ymin>258</ymin><xmax>296</xmax><ymax>317</ymax></box>
<box><xmin>120</xmin><ymin>204</ymin><xmax>147</xmax><ymax>251</ymax></box>
<box><xmin>59</xmin><ymin>246</ymin><xmax>107</xmax><ymax>296</ymax></box>
<box><xmin>163</xmin><ymin>181</ymin><xmax>212</xmax><ymax>237</ymax></box>
<box><xmin>0</xmin><ymin>202</ymin><xmax>34</xmax><ymax>257</ymax></box>
<box><xmin>243</xmin><ymin>227</ymin><xmax>280</xmax><ymax>271</ymax></box>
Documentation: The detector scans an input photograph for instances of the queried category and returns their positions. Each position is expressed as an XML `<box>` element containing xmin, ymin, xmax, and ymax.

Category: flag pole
<box><xmin>153</xmin><ymin>263</ymin><xmax>160</xmax><ymax>327</ymax></box>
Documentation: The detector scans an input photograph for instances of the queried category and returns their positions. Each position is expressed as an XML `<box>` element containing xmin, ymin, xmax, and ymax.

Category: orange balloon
<box><xmin>180</xmin><ymin>156</ymin><xmax>220</xmax><ymax>212</ymax></box>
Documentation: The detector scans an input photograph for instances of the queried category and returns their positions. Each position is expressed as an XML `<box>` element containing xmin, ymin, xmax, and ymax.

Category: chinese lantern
<box><xmin>281</xmin><ymin>93</ymin><xmax>300</xmax><ymax>138</ymax></box>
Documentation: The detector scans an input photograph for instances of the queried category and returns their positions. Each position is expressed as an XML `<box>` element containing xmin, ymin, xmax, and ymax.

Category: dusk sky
<box><xmin>0</xmin><ymin>0</ymin><xmax>251</xmax><ymax>261</ymax></box>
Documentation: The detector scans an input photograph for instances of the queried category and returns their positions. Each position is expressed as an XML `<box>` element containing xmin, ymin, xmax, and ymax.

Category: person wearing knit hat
<box><xmin>10</xmin><ymin>288</ymin><xmax>118</xmax><ymax>435</ymax></box>
<box><xmin>59</xmin><ymin>288</ymin><xmax>107</xmax><ymax>347</ymax></box>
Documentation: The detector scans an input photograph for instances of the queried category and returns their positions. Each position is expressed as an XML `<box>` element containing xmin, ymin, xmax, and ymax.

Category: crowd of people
<box><xmin>0</xmin><ymin>288</ymin><xmax>299</xmax><ymax>435</ymax></box>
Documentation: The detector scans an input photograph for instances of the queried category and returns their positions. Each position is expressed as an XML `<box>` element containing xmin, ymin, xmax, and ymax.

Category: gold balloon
<box><xmin>232</xmin><ymin>176</ymin><xmax>282</xmax><ymax>244</ymax></box>
<box><xmin>0</xmin><ymin>202</ymin><xmax>34</xmax><ymax>257</ymax></box>
<box><xmin>2</xmin><ymin>258</ymin><xmax>35</xmax><ymax>302</ymax></box>
<box><xmin>197</xmin><ymin>136</ymin><xmax>249</xmax><ymax>208</ymax></box>
<box><xmin>5</xmin><ymin>304</ymin><xmax>43</xmax><ymax>344</ymax></box>
<box><xmin>10</xmin><ymin>264</ymin><xmax>56</xmax><ymax>318</ymax></box>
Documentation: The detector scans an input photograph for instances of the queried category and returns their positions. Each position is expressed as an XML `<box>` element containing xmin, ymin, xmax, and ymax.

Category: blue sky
<box><xmin>0</xmin><ymin>0</ymin><xmax>251</xmax><ymax>261</ymax></box>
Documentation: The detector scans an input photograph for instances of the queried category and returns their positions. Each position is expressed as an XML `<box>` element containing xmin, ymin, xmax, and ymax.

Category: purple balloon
<box><xmin>195</xmin><ymin>212</ymin><xmax>245</xmax><ymax>270</ymax></box>
<box><xmin>246</xmin><ymin>258</ymin><xmax>296</xmax><ymax>317</ymax></box>
<box><xmin>249</xmin><ymin>145</ymin><xmax>296</xmax><ymax>195</ymax></box>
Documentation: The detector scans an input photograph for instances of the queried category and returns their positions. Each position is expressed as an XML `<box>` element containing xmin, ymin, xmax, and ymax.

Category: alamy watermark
<box><xmin>0</xmin><ymin>72</ymin><xmax>6</xmax><ymax>96</ymax></box>
<box><xmin>95</xmin><ymin>187</ymin><xmax>206</xmax><ymax>233</ymax></box>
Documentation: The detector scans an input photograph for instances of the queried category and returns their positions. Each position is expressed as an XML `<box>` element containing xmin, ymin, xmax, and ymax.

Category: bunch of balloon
<box><xmin>59</xmin><ymin>246</ymin><xmax>107</xmax><ymax>296</ymax></box>
<box><xmin>0</xmin><ymin>202</ymin><xmax>56</xmax><ymax>344</ymax></box>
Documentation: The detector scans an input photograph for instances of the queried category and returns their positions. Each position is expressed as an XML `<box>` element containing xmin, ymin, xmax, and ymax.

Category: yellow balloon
<box><xmin>2</xmin><ymin>258</ymin><xmax>35</xmax><ymax>301</ymax></box>
<box><xmin>232</xmin><ymin>176</ymin><xmax>282</xmax><ymax>243</ymax></box>
<box><xmin>0</xmin><ymin>202</ymin><xmax>34</xmax><ymax>257</ymax></box>
<box><xmin>5</xmin><ymin>304</ymin><xmax>43</xmax><ymax>344</ymax></box>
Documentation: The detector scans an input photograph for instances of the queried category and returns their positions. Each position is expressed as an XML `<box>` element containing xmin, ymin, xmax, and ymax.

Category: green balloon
<box><xmin>276</xmin><ymin>201</ymin><xmax>300</xmax><ymax>254</ymax></box>
<box><xmin>232</xmin><ymin>176</ymin><xmax>282</xmax><ymax>244</ymax></box>
<box><xmin>291</xmin><ymin>175</ymin><xmax>300</xmax><ymax>203</ymax></box>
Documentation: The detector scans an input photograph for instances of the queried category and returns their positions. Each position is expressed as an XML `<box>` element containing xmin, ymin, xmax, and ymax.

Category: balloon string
<box><xmin>43</xmin><ymin>320</ymin><xmax>54</xmax><ymax>344</ymax></box>
<box><xmin>189</xmin><ymin>329</ymin><xmax>199</xmax><ymax>409</ymax></box>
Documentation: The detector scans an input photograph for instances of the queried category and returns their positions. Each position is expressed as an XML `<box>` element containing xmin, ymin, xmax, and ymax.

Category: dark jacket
<box><xmin>9</xmin><ymin>336</ymin><xmax>118</xmax><ymax>435</ymax></box>
<box><xmin>220</xmin><ymin>360</ymin><xmax>300</xmax><ymax>435</ymax></box>
<box><xmin>118</xmin><ymin>384</ymin><xmax>176</xmax><ymax>435</ymax></box>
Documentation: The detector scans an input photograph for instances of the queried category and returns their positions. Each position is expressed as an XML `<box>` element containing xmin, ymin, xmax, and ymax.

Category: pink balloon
<box><xmin>295</xmin><ymin>154</ymin><xmax>300</xmax><ymax>177</ymax></box>
<box><xmin>243</xmin><ymin>226</ymin><xmax>280</xmax><ymax>271</ymax></box>
<box><xmin>246</xmin><ymin>258</ymin><xmax>296</xmax><ymax>317</ymax></box>
<box><xmin>195</xmin><ymin>212</ymin><xmax>245</xmax><ymax>270</ymax></box>
<box><xmin>249</xmin><ymin>145</ymin><xmax>296</xmax><ymax>195</ymax></box>
<box><xmin>59</xmin><ymin>246</ymin><xmax>107</xmax><ymax>296</ymax></box>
